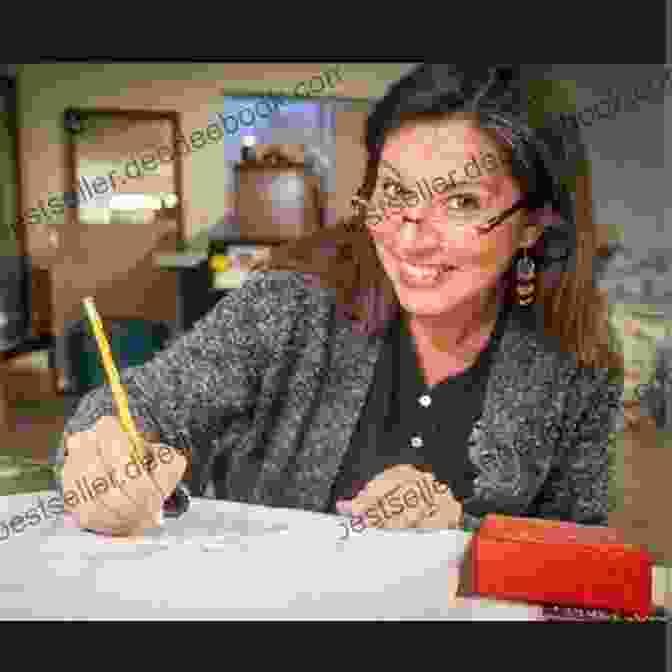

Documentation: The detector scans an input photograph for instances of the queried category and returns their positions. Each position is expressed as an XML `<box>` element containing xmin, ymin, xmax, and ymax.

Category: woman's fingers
<box><xmin>415</xmin><ymin>485</ymin><xmax>462</xmax><ymax>529</ymax></box>
<box><xmin>62</xmin><ymin>416</ymin><xmax>187</xmax><ymax>536</ymax></box>
<box><xmin>117</xmin><ymin>443</ymin><xmax>187</xmax><ymax>529</ymax></box>
<box><xmin>346</xmin><ymin>464</ymin><xmax>463</xmax><ymax>531</ymax></box>
<box><xmin>63</xmin><ymin>419</ymin><xmax>134</xmax><ymax>532</ymax></box>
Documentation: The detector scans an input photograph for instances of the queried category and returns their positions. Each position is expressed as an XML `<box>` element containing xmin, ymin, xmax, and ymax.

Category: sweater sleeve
<box><xmin>527</xmin><ymin>366</ymin><xmax>624</xmax><ymax>526</ymax></box>
<box><xmin>51</xmin><ymin>271</ymin><xmax>302</xmax><ymax>497</ymax></box>
<box><xmin>459</xmin><ymin>368</ymin><xmax>623</xmax><ymax>533</ymax></box>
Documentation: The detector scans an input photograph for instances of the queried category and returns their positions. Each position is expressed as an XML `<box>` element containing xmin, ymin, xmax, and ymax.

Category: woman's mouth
<box><xmin>397</xmin><ymin>260</ymin><xmax>458</xmax><ymax>288</ymax></box>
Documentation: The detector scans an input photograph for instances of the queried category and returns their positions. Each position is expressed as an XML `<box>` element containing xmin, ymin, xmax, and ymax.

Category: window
<box><xmin>215</xmin><ymin>96</ymin><xmax>336</xmax><ymax>194</ymax></box>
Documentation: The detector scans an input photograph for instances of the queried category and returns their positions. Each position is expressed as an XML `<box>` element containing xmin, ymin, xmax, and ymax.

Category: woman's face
<box><xmin>369</xmin><ymin>119</ymin><xmax>541</xmax><ymax>318</ymax></box>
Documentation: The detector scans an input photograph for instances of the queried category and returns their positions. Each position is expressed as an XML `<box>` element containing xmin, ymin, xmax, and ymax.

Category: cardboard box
<box><xmin>472</xmin><ymin>514</ymin><xmax>653</xmax><ymax>617</ymax></box>
<box><xmin>254</xmin><ymin>143</ymin><xmax>306</xmax><ymax>165</ymax></box>
<box><xmin>235</xmin><ymin>165</ymin><xmax>321</xmax><ymax>241</ymax></box>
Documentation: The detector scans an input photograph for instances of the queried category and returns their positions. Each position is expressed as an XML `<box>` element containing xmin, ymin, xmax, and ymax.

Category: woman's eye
<box><xmin>381</xmin><ymin>181</ymin><xmax>405</xmax><ymax>199</ymax></box>
<box><xmin>442</xmin><ymin>194</ymin><xmax>481</xmax><ymax>212</ymax></box>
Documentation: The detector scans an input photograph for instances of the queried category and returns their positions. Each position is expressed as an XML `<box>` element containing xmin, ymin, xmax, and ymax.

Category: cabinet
<box><xmin>234</xmin><ymin>163</ymin><xmax>322</xmax><ymax>241</ymax></box>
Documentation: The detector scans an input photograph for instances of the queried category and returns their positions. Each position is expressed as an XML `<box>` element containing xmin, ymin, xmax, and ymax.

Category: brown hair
<box><xmin>253</xmin><ymin>111</ymin><xmax>622</xmax><ymax>376</ymax></box>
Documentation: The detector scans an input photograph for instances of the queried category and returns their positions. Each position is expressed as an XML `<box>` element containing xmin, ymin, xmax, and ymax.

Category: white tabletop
<box><xmin>0</xmin><ymin>491</ymin><xmax>554</xmax><ymax>620</ymax></box>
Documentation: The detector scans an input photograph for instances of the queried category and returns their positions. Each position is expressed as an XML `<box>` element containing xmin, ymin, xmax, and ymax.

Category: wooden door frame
<box><xmin>65</xmin><ymin>108</ymin><xmax>185</xmax><ymax>244</ymax></box>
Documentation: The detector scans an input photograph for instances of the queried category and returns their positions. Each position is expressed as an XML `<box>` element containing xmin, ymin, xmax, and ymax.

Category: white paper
<box><xmin>0</xmin><ymin>496</ymin><xmax>542</xmax><ymax>620</ymax></box>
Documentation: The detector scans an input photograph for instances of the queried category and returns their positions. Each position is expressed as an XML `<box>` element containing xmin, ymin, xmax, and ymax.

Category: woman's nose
<box><xmin>396</xmin><ymin>213</ymin><xmax>441</xmax><ymax>251</ymax></box>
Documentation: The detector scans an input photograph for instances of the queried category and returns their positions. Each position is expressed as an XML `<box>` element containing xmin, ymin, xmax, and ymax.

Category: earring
<box><xmin>350</xmin><ymin>187</ymin><xmax>368</xmax><ymax>214</ymax></box>
<box><xmin>515</xmin><ymin>247</ymin><xmax>536</xmax><ymax>306</ymax></box>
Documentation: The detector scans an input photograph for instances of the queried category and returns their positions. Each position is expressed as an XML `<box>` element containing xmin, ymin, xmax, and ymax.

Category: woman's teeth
<box><xmin>401</xmin><ymin>262</ymin><xmax>440</xmax><ymax>280</ymax></box>
<box><xmin>398</xmin><ymin>261</ymin><xmax>456</xmax><ymax>286</ymax></box>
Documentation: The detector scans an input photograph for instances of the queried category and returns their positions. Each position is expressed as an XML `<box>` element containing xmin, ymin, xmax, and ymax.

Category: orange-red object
<box><xmin>472</xmin><ymin>514</ymin><xmax>653</xmax><ymax>617</ymax></box>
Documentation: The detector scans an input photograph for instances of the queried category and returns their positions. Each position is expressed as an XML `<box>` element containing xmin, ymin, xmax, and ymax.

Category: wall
<box><xmin>0</xmin><ymin>80</ymin><xmax>17</xmax><ymax>258</ymax></box>
<box><xmin>332</xmin><ymin>106</ymin><xmax>370</xmax><ymax>225</ymax></box>
<box><xmin>666</xmin><ymin>64</ymin><xmax>671</xmax><ymax>256</ymax></box>
<box><xmin>542</xmin><ymin>64</ymin><xmax>668</xmax><ymax>306</ymax></box>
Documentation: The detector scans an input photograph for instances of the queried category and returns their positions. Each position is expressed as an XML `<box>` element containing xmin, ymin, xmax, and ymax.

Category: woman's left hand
<box><xmin>343</xmin><ymin>464</ymin><xmax>463</xmax><ymax>531</ymax></box>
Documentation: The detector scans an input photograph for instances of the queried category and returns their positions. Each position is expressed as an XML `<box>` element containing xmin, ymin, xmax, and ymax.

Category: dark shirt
<box><xmin>328</xmin><ymin>301</ymin><xmax>510</xmax><ymax>513</ymax></box>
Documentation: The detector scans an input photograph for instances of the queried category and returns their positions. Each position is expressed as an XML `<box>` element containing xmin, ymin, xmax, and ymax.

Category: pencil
<box><xmin>82</xmin><ymin>297</ymin><xmax>145</xmax><ymax>464</ymax></box>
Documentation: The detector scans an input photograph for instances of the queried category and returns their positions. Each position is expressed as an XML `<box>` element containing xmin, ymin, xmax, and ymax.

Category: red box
<box><xmin>472</xmin><ymin>514</ymin><xmax>653</xmax><ymax>617</ymax></box>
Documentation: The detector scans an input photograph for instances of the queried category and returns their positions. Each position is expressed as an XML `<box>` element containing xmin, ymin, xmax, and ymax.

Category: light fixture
<box><xmin>242</xmin><ymin>135</ymin><xmax>257</xmax><ymax>161</ymax></box>
<box><xmin>162</xmin><ymin>193</ymin><xmax>179</xmax><ymax>208</ymax></box>
<box><xmin>108</xmin><ymin>194</ymin><xmax>163</xmax><ymax>211</ymax></box>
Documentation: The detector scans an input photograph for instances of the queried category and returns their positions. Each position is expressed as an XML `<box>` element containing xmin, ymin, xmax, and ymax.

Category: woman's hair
<box><xmin>254</xmin><ymin>64</ymin><xmax>622</xmax><ymax>374</ymax></box>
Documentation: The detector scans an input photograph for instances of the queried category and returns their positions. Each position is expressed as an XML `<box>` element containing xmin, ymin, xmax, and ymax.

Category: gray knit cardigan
<box><xmin>54</xmin><ymin>270</ymin><xmax>622</xmax><ymax>531</ymax></box>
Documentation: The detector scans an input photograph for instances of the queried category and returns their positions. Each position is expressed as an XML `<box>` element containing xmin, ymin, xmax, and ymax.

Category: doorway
<box><xmin>53</xmin><ymin>109</ymin><xmax>185</xmax><ymax>388</ymax></box>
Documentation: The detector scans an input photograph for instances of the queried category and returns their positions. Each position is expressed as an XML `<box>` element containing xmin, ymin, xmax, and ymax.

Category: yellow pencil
<box><xmin>82</xmin><ymin>297</ymin><xmax>145</xmax><ymax>464</ymax></box>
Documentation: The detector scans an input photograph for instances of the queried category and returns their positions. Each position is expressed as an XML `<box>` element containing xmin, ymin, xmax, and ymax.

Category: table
<box><xmin>152</xmin><ymin>253</ymin><xmax>215</xmax><ymax>334</ymax></box>
<box><xmin>0</xmin><ymin>492</ymin><xmax>668</xmax><ymax>620</ymax></box>
<box><xmin>153</xmin><ymin>253</ymin><xmax>237</xmax><ymax>334</ymax></box>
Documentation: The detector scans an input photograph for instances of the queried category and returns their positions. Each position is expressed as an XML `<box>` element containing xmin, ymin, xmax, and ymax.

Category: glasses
<box><xmin>352</xmin><ymin>181</ymin><xmax>530</xmax><ymax>238</ymax></box>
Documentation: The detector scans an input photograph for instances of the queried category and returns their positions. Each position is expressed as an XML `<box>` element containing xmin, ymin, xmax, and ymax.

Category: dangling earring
<box><xmin>347</xmin><ymin>187</ymin><xmax>371</xmax><ymax>233</ymax></box>
<box><xmin>515</xmin><ymin>247</ymin><xmax>536</xmax><ymax>306</ymax></box>
<box><xmin>350</xmin><ymin>187</ymin><xmax>368</xmax><ymax>214</ymax></box>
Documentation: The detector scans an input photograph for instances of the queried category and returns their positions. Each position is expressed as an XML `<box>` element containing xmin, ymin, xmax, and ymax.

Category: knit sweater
<box><xmin>53</xmin><ymin>270</ymin><xmax>623</xmax><ymax>531</ymax></box>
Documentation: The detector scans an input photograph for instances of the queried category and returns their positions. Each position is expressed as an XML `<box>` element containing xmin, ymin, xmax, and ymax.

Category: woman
<box><xmin>55</xmin><ymin>64</ymin><xmax>623</xmax><ymax>536</ymax></box>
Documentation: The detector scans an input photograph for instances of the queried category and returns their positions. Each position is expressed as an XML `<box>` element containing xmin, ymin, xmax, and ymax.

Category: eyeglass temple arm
<box><xmin>481</xmin><ymin>196</ymin><xmax>533</xmax><ymax>233</ymax></box>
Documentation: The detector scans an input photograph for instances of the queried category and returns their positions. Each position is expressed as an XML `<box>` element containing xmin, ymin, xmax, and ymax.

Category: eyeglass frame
<box><xmin>351</xmin><ymin>190</ymin><xmax>533</xmax><ymax>237</ymax></box>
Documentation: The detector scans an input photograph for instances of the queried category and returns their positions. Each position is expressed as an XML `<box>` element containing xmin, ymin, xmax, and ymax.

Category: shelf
<box><xmin>211</xmin><ymin>271</ymin><xmax>248</xmax><ymax>289</ymax></box>
<box><xmin>153</xmin><ymin>252</ymin><xmax>207</xmax><ymax>268</ymax></box>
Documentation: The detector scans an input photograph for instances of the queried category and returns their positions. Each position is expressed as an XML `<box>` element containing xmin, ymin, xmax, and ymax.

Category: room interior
<box><xmin>0</xmin><ymin>63</ymin><xmax>670</xmax><ymax>579</ymax></box>
<box><xmin>0</xmin><ymin>62</ymin><xmax>407</xmax><ymax>465</ymax></box>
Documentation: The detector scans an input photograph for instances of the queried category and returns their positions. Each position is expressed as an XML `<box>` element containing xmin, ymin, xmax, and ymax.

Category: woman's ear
<box><xmin>520</xmin><ymin>220</ymin><xmax>544</xmax><ymax>249</ymax></box>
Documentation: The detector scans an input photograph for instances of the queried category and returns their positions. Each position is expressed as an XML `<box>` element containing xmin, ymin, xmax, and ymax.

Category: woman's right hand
<box><xmin>61</xmin><ymin>415</ymin><xmax>188</xmax><ymax>537</ymax></box>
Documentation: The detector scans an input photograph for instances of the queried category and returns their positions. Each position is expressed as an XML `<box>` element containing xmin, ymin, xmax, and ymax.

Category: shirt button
<box><xmin>410</xmin><ymin>436</ymin><xmax>424</xmax><ymax>449</ymax></box>
<box><xmin>419</xmin><ymin>395</ymin><xmax>432</xmax><ymax>407</ymax></box>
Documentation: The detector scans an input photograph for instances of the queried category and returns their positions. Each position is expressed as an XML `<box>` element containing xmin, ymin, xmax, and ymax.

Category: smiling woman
<box><xmin>58</xmin><ymin>65</ymin><xmax>622</xmax><ymax>539</ymax></box>
<box><xmin>254</xmin><ymin>64</ymin><xmax>622</xmax><ymax>527</ymax></box>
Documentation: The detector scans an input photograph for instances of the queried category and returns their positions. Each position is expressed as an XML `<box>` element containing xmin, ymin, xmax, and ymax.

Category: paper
<box><xmin>37</xmin><ymin>516</ymin><xmax>293</xmax><ymax>558</ymax></box>
<box><xmin>0</xmin><ymin>508</ymin><xmax>543</xmax><ymax>619</ymax></box>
